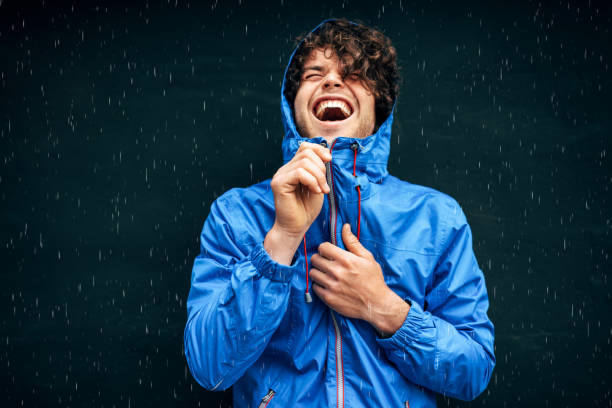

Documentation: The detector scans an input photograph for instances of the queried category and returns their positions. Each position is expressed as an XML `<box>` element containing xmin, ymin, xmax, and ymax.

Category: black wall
<box><xmin>1</xmin><ymin>0</ymin><xmax>610</xmax><ymax>406</ymax></box>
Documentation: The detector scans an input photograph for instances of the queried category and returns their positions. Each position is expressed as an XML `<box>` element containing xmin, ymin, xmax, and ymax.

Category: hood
<box><xmin>279</xmin><ymin>19</ymin><xmax>395</xmax><ymax>184</ymax></box>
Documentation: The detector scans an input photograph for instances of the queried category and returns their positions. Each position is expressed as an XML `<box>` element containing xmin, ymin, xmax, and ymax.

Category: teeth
<box><xmin>315</xmin><ymin>99</ymin><xmax>352</xmax><ymax>120</ymax></box>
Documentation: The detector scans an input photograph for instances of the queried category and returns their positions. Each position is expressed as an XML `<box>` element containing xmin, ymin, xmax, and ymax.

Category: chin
<box><xmin>296</xmin><ymin>109</ymin><xmax>372</xmax><ymax>140</ymax></box>
<box><xmin>312</xmin><ymin>117</ymin><xmax>360</xmax><ymax>140</ymax></box>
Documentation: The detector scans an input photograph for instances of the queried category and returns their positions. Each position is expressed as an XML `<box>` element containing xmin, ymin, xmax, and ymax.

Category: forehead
<box><xmin>302</xmin><ymin>48</ymin><xmax>340</xmax><ymax>68</ymax></box>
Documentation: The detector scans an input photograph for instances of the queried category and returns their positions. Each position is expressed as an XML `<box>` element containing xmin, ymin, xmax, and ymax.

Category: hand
<box><xmin>264</xmin><ymin>142</ymin><xmax>331</xmax><ymax>265</ymax></box>
<box><xmin>310</xmin><ymin>224</ymin><xmax>410</xmax><ymax>336</ymax></box>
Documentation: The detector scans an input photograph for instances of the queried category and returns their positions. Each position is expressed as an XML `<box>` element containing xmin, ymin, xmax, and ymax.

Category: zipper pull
<box><xmin>258</xmin><ymin>389</ymin><xmax>276</xmax><ymax>408</ymax></box>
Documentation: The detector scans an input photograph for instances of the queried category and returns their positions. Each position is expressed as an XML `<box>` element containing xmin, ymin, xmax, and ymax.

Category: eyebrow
<box><xmin>302</xmin><ymin>65</ymin><xmax>325</xmax><ymax>72</ymax></box>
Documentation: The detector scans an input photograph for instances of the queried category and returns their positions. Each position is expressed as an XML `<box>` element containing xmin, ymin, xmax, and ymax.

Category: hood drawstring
<box><xmin>350</xmin><ymin>141</ymin><xmax>362</xmax><ymax>240</ymax></box>
<box><xmin>304</xmin><ymin>141</ymin><xmax>362</xmax><ymax>303</ymax></box>
<box><xmin>303</xmin><ymin>236</ymin><xmax>312</xmax><ymax>303</ymax></box>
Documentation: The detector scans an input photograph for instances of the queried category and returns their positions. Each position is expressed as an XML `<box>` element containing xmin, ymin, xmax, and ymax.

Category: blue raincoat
<box><xmin>184</xmin><ymin>20</ymin><xmax>495</xmax><ymax>408</ymax></box>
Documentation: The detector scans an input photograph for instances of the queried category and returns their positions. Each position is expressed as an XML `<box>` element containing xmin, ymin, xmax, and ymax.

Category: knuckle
<box><xmin>270</xmin><ymin>175</ymin><xmax>281</xmax><ymax>188</ymax></box>
<box><xmin>332</xmin><ymin>278</ymin><xmax>344</xmax><ymax>292</ymax></box>
<box><xmin>328</xmin><ymin>281</ymin><xmax>338</xmax><ymax>292</ymax></box>
<box><xmin>308</xmin><ymin>150</ymin><xmax>321</xmax><ymax>163</ymax></box>
<box><xmin>305</xmin><ymin>148</ymin><xmax>318</xmax><ymax>159</ymax></box>
<box><xmin>301</xmin><ymin>143</ymin><xmax>316</xmax><ymax>154</ymax></box>
<box><xmin>342</xmin><ymin>257</ymin><xmax>354</xmax><ymax>269</ymax></box>
<box><xmin>299</xmin><ymin>158</ymin><xmax>311</xmax><ymax>168</ymax></box>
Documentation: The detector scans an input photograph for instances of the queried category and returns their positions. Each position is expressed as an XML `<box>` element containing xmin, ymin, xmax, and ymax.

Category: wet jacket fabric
<box><xmin>184</xmin><ymin>20</ymin><xmax>495</xmax><ymax>408</ymax></box>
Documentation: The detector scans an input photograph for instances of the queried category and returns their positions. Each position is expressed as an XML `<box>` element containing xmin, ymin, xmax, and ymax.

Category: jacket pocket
<box><xmin>258</xmin><ymin>389</ymin><xmax>276</xmax><ymax>408</ymax></box>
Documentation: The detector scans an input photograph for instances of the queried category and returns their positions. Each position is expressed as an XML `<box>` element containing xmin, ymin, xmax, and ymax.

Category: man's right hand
<box><xmin>264</xmin><ymin>142</ymin><xmax>331</xmax><ymax>265</ymax></box>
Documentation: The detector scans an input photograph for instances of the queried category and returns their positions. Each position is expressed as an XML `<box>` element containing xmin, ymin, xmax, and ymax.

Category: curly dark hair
<box><xmin>284</xmin><ymin>19</ymin><xmax>400</xmax><ymax>128</ymax></box>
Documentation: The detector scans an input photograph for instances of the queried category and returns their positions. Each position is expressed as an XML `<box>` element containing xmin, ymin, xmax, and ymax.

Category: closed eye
<box><xmin>304</xmin><ymin>73</ymin><xmax>323</xmax><ymax>80</ymax></box>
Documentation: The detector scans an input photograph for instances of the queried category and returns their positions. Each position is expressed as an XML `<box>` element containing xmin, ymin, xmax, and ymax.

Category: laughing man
<box><xmin>184</xmin><ymin>19</ymin><xmax>495</xmax><ymax>407</ymax></box>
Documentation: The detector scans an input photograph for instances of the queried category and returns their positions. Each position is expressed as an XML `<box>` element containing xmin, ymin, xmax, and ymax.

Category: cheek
<box><xmin>294</xmin><ymin>85</ymin><xmax>312</xmax><ymax>112</ymax></box>
<box><xmin>366</xmin><ymin>93</ymin><xmax>376</xmax><ymax>112</ymax></box>
<box><xmin>355</xmin><ymin>89</ymin><xmax>375</xmax><ymax>113</ymax></box>
<box><xmin>367</xmin><ymin>97</ymin><xmax>376</xmax><ymax>118</ymax></box>
<box><xmin>294</xmin><ymin>95</ymin><xmax>306</xmax><ymax>113</ymax></box>
<box><xmin>360</xmin><ymin>96</ymin><xmax>376</xmax><ymax>119</ymax></box>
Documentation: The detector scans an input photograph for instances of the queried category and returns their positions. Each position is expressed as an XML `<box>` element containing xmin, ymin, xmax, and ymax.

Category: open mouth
<box><xmin>313</xmin><ymin>98</ymin><xmax>353</xmax><ymax>121</ymax></box>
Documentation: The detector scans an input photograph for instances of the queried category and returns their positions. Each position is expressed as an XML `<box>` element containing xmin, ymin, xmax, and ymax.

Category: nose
<box><xmin>323</xmin><ymin>72</ymin><xmax>344</xmax><ymax>89</ymax></box>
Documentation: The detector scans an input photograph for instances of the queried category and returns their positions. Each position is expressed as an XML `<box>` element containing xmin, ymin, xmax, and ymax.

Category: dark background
<box><xmin>1</xmin><ymin>0</ymin><xmax>610</xmax><ymax>406</ymax></box>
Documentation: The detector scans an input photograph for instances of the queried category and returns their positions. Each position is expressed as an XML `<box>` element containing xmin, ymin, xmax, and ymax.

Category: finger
<box><xmin>297</xmin><ymin>141</ymin><xmax>332</xmax><ymax>163</ymax></box>
<box><xmin>310</xmin><ymin>253</ymin><xmax>336</xmax><ymax>275</ymax></box>
<box><xmin>289</xmin><ymin>156</ymin><xmax>329</xmax><ymax>194</ymax></box>
<box><xmin>312</xmin><ymin>282</ymin><xmax>331</xmax><ymax>305</ymax></box>
<box><xmin>309</xmin><ymin>267</ymin><xmax>335</xmax><ymax>289</ymax></box>
<box><xmin>288</xmin><ymin>167</ymin><xmax>321</xmax><ymax>194</ymax></box>
<box><xmin>299</xmin><ymin>148</ymin><xmax>326</xmax><ymax>177</ymax></box>
<box><xmin>317</xmin><ymin>241</ymin><xmax>350</xmax><ymax>262</ymax></box>
<box><xmin>341</xmin><ymin>223</ymin><xmax>372</xmax><ymax>258</ymax></box>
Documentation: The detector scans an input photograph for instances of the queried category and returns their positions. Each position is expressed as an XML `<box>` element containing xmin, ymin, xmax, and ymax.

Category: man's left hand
<box><xmin>310</xmin><ymin>224</ymin><xmax>410</xmax><ymax>336</ymax></box>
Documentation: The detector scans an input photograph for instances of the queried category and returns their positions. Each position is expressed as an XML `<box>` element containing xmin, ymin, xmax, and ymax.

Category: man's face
<box><xmin>293</xmin><ymin>48</ymin><xmax>376</xmax><ymax>143</ymax></box>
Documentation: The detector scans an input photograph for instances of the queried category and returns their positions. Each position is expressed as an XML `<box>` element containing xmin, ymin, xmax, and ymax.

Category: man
<box><xmin>184</xmin><ymin>19</ymin><xmax>495</xmax><ymax>407</ymax></box>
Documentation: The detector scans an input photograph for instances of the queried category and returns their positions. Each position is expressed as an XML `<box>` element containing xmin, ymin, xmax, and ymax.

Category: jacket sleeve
<box><xmin>376</xmin><ymin>200</ymin><xmax>496</xmax><ymax>401</ymax></box>
<box><xmin>183</xmin><ymin>193</ymin><xmax>299</xmax><ymax>391</ymax></box>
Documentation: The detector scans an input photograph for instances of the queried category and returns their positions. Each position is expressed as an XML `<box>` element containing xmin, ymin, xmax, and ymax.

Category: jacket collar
<box><xmin>279</xmin><ymin>19</ymin><xmax>394</xmax><ymax>184</ymax></box>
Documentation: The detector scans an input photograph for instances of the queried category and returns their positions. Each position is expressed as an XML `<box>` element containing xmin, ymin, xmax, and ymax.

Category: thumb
<box><xmin>341</xmin><ymin>223</ymin><xmax>370</xmax><ymax>258</ymax></box>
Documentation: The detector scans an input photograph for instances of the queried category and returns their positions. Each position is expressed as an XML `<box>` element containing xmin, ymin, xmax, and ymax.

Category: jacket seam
<box><xmin>359</xmin><ymin>238</ymin><xmax>444</xmax><ymax>256</ymax></box>
<box><xmin>437</xmin><ymin>201</ymin><xmax>458</xmax><ymax>255</ymax></box>
<box><xmin>241</xmin><ymin>180</ymin><xmax>275</xmax><ymax>206</ymax></box>
<box><xmin>433</xmin><ymin>203</ymin><xmax>454</xmax><ymax>271</ymax></box>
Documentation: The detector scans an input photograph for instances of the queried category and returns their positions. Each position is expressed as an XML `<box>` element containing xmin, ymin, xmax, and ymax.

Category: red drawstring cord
<box><xmin>351</xmin><ymin>142</ymin><xmax>361</xmax><ymax>240</ymax></box>
<box><xmin>303</xmin><ymin>236</ymin><xmax>312</xmax><ymax>302</ymax></box>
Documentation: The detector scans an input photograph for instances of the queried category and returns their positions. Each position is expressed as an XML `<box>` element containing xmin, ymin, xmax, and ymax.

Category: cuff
<box><xmin>376</xmin><ymin>298</ymin><xmax>431</xmax><ymax>349</ymax></box>
<box><xmin>249</xmin><ymin>242</ymin><xmax>300</xmax><ymax>283</ymax></box>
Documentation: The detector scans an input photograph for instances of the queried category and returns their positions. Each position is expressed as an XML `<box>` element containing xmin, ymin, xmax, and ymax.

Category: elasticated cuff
<box><xmin>249</xmin><ymin>242</ymin><xmax>300</xmax><ymax>283</ymax></box>
<box><xmin>376</xmin><ymin>298</ymin><xmax>430</xmax><ymax>349</ymax></box>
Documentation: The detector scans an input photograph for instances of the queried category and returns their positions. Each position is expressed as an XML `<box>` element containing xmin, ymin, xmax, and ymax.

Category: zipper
<box><xmin>330</xmin><ymin>311</ymin><xmax>344</xmax><ymax>408</ymax></box>
<box><xmin>326</xmin><ymin>139</ymin><xmax>339</xmax><ymax>246</ymax></box>
<box><xmin>258</xmin><ymin>389</ymin><xmax>275</xmax><ymax>408</ymax></box>
<box><xmin>325</xmin><ymin>140</ymin><xmax>344</xmax><ymax>408</ymax></box>
<box><xmin>325</xmin><ymin>159</ymin><xmax>337</xmax><ymax>245</ymax></box>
